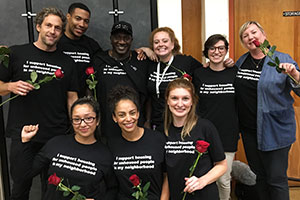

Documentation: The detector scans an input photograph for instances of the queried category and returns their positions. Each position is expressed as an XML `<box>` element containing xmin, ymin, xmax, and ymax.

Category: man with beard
<box><xmin>92</xmin><ymin>21</ymin><xmax>150</xmax><ymax>146</ymax></box>
<box><xmin>0</xmin><ymin>7</ymin><xmax>78</xmax><ymax>199</ymax></box>
<box><xmin>58</xmin><ymin>2</ymin><xmax>101</xmax><ymax>97</ymax></box>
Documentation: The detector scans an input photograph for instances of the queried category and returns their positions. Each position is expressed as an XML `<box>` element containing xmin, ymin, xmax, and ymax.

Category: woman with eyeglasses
<box><xmin>107</xmin><ymin>85</ymin><xmax>169</xmax><ymax>200</ymax></box>
<box><xmin>145</xmin><ymin>27</ymin><xmax>234</xmax><ymax>132</ymax></box>
<box><xmin>193</xmin><ymin>34</ymin><xmax>239</xmax><ymax>200</ymax></box>
<box><xmin>20</xmin><ymin>97</ymin><xmax>117</xmax><ymax>200</ymax></box>
<box><xmin>164</xmin><ymin>78</ymin><xmax>227</xmax><ymax>200</ymax></box>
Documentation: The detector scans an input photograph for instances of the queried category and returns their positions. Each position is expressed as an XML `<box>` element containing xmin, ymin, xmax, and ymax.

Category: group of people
<box><xmin>0</xmin><ymin>2</ymin><xmax>300</xmax><ymax>200</ymax></box>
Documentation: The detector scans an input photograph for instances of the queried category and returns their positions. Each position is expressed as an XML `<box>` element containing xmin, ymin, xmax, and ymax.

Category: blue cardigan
<box><xmin>236</xmin><ymin>51</ymin><xmax>300</xmax><ymax>151</ymax></box>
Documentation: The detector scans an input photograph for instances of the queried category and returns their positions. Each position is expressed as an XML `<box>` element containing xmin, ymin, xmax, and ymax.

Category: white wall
<box><xmin>157</xmin><ymin>0</ymin><xmax>182</xmax><ymax>48</ymax></box>
<box><xmin>204</xmin><ymin>0</ymin><xmax>229</xmax><ymax>40</ymax></box>
<box><xmin>157</xmin><ymin>0</ymin><xmax>229</xmax><ymax>55</ymax></box>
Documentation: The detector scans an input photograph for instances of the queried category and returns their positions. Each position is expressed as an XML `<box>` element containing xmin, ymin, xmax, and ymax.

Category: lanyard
<box><xmin>155</xmin><ymin>56</ymin><xmax>174</xmax><ymax>98</ymax></box>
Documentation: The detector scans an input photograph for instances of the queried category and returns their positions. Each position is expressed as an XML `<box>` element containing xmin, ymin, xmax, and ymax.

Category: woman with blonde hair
<box><xmin>235</xmin><ymin>21</ymin><xmax>300</xmax><ymax>200</ymax></box>
<box><xmin>164</xmin><ymin>78</ymin><xmax>227</xmax><ymax>200</ymax></box>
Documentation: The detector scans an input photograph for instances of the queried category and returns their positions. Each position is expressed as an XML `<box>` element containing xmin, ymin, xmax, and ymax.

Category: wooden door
<box><xmin>182</xmin><ymin>0</ymin><xmax>203</xmax><ymax>61</ymax></box>
<box><xmin>232</xmin><ymin>0</ymin><xmax>300</xmax><ymax>185</ymax></box>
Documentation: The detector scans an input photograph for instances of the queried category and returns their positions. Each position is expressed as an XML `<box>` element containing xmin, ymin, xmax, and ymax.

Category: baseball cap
<box><xmin>111</xmin><ymin>21</ymin><xmax>133</xmax><ymax>36</ymax></box>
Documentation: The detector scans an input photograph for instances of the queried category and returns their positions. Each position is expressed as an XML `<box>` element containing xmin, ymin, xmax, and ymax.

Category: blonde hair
<box><xmin>164</xmin><ymin>78</ymin><xmax>198</xmax><ymax>140</ymax></box>
<box><xmin>149</xmin><ymin>27</ymin><xmax>181</xmax><ymax>55</ymax></box>
<box><xmin>239</xmin><ymin>21</ymin><xmax>265</xmax><ymax>43</ymax></box>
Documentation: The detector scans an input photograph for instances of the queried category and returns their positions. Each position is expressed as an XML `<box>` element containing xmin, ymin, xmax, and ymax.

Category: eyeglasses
<box><xmin>208</xmin><ymin>46</ymin><xmax>227</xmax><ymax>53</ymax></box>
<box><xmin>71</xmin><ymin>117</ymin><xmax>96</xmax><ymax>125</ymax></box>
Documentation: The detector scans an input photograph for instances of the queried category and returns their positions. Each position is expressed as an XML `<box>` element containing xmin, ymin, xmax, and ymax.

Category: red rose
<box><xmin>54</xmin><ymin>69</ymin><xmax>64</xmax><ymax>79</ymax></box>
<box><xmin>253</xmin><ymin>40</ymin><xmax>261</xmax><ymax>47</ymax></box>
<box><xmin>196</xmin><ymin>140</ymin><xmax>210</xmax><ymax>153</ymax></box>
<box><xmin>85</xmin><ymin>66</ymin><xmax>95</xmax><ymax>75</ymax></box>
<box><xmin>129</xmin><ymin>174</ymin><xmax>140</xmax><ymax>187</ymax></box>
<box><xmin>183</xmin><ymin>73</ymin><xmax>192</xmax><ymax>81</ymax></box>
<box><xmin>48</xmin><ymin>173</ymin><xmax>61</xmax><ymax>186</ymax></box>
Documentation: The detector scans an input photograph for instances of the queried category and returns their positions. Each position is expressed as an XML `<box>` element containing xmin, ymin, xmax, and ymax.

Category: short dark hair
<box><xmin>35</xmin><ymin>7</ymin><xmax>66</xmax><ymax>30</ymax></box>
<box><xmin>68</xmin><ymin>2</ymin><xmax>91</xmax><ymax>15</ymax></box>
<box><xmin>108</xmin><ymin>85</ymin><xmax>140</xmax><ymax>115</ymax></box>
<box><xmin>203</xmin><ymin>34</ymin><xmax>229</xmax><ymax>58</ymax></box>
<box><xmin>70</xmin><ymin>96</ymin><xmax>100</xmax><ymax>121</ymax></box>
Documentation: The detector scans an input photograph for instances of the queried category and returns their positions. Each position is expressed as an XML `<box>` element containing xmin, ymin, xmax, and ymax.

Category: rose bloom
<box><xmin>48</xmin><ymin>173</ymin><xmax>61</xmax><ymax>186</ymax></box>
<box><xmin>54</xmin><ymin>69</ymin><xmax>64</xmax><ymax>79</ymax></box>
<box><xmin>196</xmin><ymin>140</ymin><xmax>210</xmax><ymax>153</ymax></box>
<box><xmin>253</xmin><ymin>40</ymin><xmax>260</xmax><ymax>47</ymax></box>
<box><xmin>85</xmin><ymin>66</ymin><xmax>95</xmax><ymax>75</ymax></box>
<box><xmin>129</xmin><ymin>174</ymin><xmax>140</xmax><ymax>187</ymax></box>
<box><xmin>183</xmin><ymin>73</ymin><xmax>192</xmax><ymax>81</ymax></box>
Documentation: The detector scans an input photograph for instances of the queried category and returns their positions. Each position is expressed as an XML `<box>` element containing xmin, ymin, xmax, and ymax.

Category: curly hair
<box><xmin>35</xmin><ymin>7</ymin><xmax>66</xmax><ymax>31</ymax></box>
<box><xmin>108</xmin><ymin>85</ymin><xmax>140</xmax><ymax>115</ymax></box>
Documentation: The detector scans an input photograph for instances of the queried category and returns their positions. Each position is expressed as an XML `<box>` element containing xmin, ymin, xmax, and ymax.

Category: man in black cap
<box><xmin>92</xmin><ymin>21</ymin><xmax>151</xmax><ymax>146</ymax></box>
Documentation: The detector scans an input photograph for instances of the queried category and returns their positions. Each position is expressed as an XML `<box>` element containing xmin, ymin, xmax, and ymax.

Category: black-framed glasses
<box><xmin>208</xmin><ymin>46</ymin><xmax>226</xmax><ymax>53</ymax></box>
<box><xmin>71</xmin><ymin>117</ymin><xmax>96</xmax><ymax>125</ymax></box>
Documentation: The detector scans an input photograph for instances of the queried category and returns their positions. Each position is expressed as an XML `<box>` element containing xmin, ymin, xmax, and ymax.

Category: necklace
<box><xmin>156</xmin><ymin>56</ymin><xmax>174</xmax><ymax>98</ymax></box>
<box><xmin>109</xmin><ymin>50</ymin><xmax>132</xmax><ymax>64</ymax></box>
<box><xmin>250</xmin><ymin>56</ymin><xmax>263</xmax><ymax>69</ymax></box>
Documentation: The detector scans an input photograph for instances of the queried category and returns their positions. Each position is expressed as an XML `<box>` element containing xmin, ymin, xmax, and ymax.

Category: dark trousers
<box><xmin>9</xmin><ymin>139</ymin><xmax>47</xmax><ymax>200</ymax></box>
<box><xmin>241</xmin><ymin>130</ymin><xmax>290</xmax><ymax>200</ymax></box>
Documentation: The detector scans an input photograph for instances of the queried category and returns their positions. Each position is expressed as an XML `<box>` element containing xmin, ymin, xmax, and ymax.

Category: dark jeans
<box><xmin>10</xmin><ymin>139</ymin><xmax>47</xmax><ymax>200</ymax></box>
<box><xmin>241</xmin><ymin>129</ymin><xmax>290</xmax><ymax>200</ymax></box>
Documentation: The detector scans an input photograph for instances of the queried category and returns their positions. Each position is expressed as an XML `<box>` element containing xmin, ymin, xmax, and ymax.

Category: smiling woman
<box><xmin>164</xmin><ymin>78</ymin><xmax>227</xmax><ymax>200</ymax></box>
<box><xmin>147</xmin><ymin>27</ymin><xmax>203</xmax><ymax>132</ymax></box>
<box><xmin>107</xmin><ymin>85</ymin><xmax>169</xmax><ymax>200</ymax></box>
<box><xmin>18</xmin><ymin>97</ymin><xmax>118</xmax><ymax>200</ymax></box>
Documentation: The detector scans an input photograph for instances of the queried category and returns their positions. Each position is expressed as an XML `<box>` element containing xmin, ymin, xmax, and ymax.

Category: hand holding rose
<box><xmin>184</xmin><ymin>175</ymin><xmax>208</xmax><ymax>193</ymax></box>
<box><xmin>21</xmin><ymin>124</ymin><xmax>39</xmax><ymax>143</ymax></box>
<box><xmin>279</xmin><ymin>63</ymin><xmax>300</xmax><ymax>84</ymax></box>
<box><xmin>8</xmin><ymin>80</ymin><xmax>34</xmax><ymax>96</ymax></box>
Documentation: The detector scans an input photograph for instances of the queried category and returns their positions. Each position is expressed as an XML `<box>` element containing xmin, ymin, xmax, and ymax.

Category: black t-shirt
<box><xmin>92</xmin><ymin>50</ymin><xmax>150</xmax><ymax>144</ymax></box>
<box><xmin>235</xmin><ymin>55</ymin><xmax>264</xmax><ymax>131</ymax></box>
<box><xmin>193</xmin><ymin>66</ymin><xmax>239</xmax><ymax>152</ymax></box>
<box><xmin>0</xmin><ymin>43</ymin><xmax>78</xmax><ymax>142</ymax></box>
<box><xmin>57</xmin><ymin>33</ymin><xmax>102</xmax><ymax>97</ymax></box>
<box><xmin>165</xmin><ymin>118</ymin><xmax>225</xmax><ymax>200</ymax></box>
<box><xmin>23</xmin><ymin>135</ymin><xmax>117</xmax><ymax>200</ymax></box>
<box><xmin>147</xmin><ymin>55</ymin><xmax>203</xmax><ymax>130</ymax></box>
<box><xmin>109</xmin><ymin>128</ymin><xmax>166</xmax><ymax>200</ymax></box>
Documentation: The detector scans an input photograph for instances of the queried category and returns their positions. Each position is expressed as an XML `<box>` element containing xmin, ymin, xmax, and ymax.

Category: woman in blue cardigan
<box><xmin>235</xmin><ymin>21</ymin><xmax>300</xmax><ymax>200</ymax></box>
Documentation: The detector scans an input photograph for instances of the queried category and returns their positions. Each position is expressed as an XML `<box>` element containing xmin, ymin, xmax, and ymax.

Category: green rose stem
<box><xmin>181</xmin><ymin>152</ymin><xmax>202</xmax><ymax>200</ymax></box>
<box><xmin>255</xmin><ymin>40</ymin><xmax>299</xmax><ymax>85</ymax></box>
<box><xmin>166</xmin><ymin>63</ymin><xmax>186</xmax><ymax>75</ymax></box>
<box><xmin>90</xmin><ymin>74</ymin><xmax>97</xmax><ymax>101</ymax></box>
<box><xmin>261</xmin><ymin>47</ymin><xmax>299</xmax><ymax>84</ymax></box>
<box><xmin>0</xmin><ymin>94</ymin><xmax>19</xmax><ymax>107</ymax></box>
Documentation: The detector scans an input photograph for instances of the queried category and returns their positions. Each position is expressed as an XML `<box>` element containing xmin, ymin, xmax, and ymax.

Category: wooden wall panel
<box><xmin>181</xmin><ymin>0</ymin><xmax>202</xmax><ymax>62</ymax></box>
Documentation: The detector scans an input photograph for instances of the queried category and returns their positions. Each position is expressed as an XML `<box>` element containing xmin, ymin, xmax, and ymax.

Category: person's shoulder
<box><xmin>9</xmin><ymin>43</ymin><xmax>33</xmax><ymax>52</ymax></box>
<box><xmin>45</xmin><ymin>135</ymin><xmax>70</xmax><ymax>146</ymax></box>
<box><xmin>195</xmin><ymin>117</ymin><xmax>216</xmax><ymax>129</ymax></box>
<box><xmin>81</xmin><ymin>34</ymin><xmax>99</xmax><ymax>44</ymax></box>
<box><xmin>144</xmin><ymin>128</ymin><xmax>166</xmax><ymax>142</ymax></box>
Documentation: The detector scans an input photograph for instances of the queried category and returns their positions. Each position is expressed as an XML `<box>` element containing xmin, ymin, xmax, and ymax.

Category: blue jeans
<box><xmin>241</xmin><ymin>129</ymin><xmax>290</xmax><ymax>200</ymax></box>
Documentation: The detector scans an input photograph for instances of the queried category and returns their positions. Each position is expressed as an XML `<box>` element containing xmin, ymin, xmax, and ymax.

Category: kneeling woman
<box><xmin>21</xmin><ymin>97</ymin><xmax>117</xmax><ymax>200</ymax></box>
<box><xmin>108</xmin><ymin>85</ymin><xmax>168</xmax><ymax>200</ymax></box>
<box><xmin>164</xmin><ymin>78</ymin><xmax>227</xmax><ymax>200</ymax></box>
